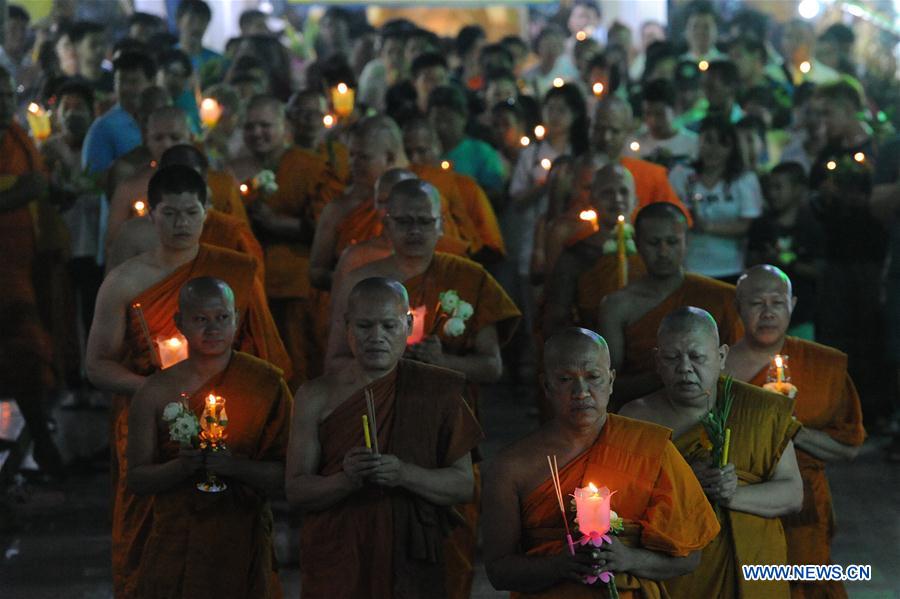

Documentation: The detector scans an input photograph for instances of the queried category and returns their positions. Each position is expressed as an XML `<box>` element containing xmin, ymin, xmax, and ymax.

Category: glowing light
<box><xmin>826</xmin><ymin>160</ymin><xmax>837</xmax><ymax>171</ymax></box>
<box><xmin>337</xmin><ymin>82</ymin><xmax>348</xmax><ymax>94</ymax></box>
<box><xmin>323</xmin><ymin>114</ymin><xmax>335</xmax><ymax>128</ymax></box>
<box><xmin>853</xmin><ymin>152</ymin><xmax>865</xmax><ymax>163</ymax></box>
<box><xmin>629</xmin><ymin>141</ymin><xmax>641</xmax><ymax>152</ymax></box>
<box><xmin>588</xmin><ymin>482</ymin><xmax>599</xmax><ymax>494</ymax></box>
<box><xmin>534</xmin><ymin>125</ymin><xmax>546</xmax><ymax>140</ymax></box>
<box><xmin>774</xmin><ymin>355</ymin><xmax>784</xmax><ymax>369</ymax></box>
<box><xmin>27</xmin><ymin>102</ymin><xmax>41</xmax><ymax>115</ymax></box>
<box><xmin>552</xmin><ymin>77</ymin><xmax>564</xmax><ymax>88</ymax></box>
<box><xmin>199</xmin><ymin>97</ymin><xmax>222</xmax><ymax>128</ymax></box>
<box><xmin>798</xmin><ymin>0</ymin><xmax>821</xmax><ymax>19</ymax></box>
<box><xmin>440</xmin><ymin>160</ymin><xmax>451</xmax><ymax>170</ymax></box>
<box><xmin>579</xmin><ymin>209</ymin><xmax>597</xmax><ymax>222</ymax></box>
<box><xmin>540</xmin><ymin>158</ymin><xmax>552</xmax><ymax>171</ymax></box>
<box><xmin>799</xmin><ymin>61</ymin><xmax>811</xmax><ymax>74</ymax></box>
<box><xmin>617</xmin><ymin>214</ymin><xmax>625</xmax><ymax>224</ymax></box>
<box><xmin>240</xmin><ymin>183</ymin><xmax>250</xmax><ymax>195</ymax></box>
<box><xmin>576</xmin><ymin>31</ymin><xmax>587</xmax><ymax>41</ymax></box>
<box><xmin>207</xmin><ymin>393</ymin><xmax>217</xmax><ymax>408</ymax></box>
<box><xmin>133</xmin><ymin>200</ymin><xmax>148</xmax><ymax>217</ymax></box>
<box><xmin>592</xmin><ymin>82</ymin><xmax>604</xmax><ymax>97</ymax></box>
<box><xmin>520</xmin><ymin>136</ymin><xmax>530</xmax><ymax>147</ymax></box>
<box><xmin>698</xmin><ymin>60</ymin><xmax>709</xmax><ymax>72</ymax></box>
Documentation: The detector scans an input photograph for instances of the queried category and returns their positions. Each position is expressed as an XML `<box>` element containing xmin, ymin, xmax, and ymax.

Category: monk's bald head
<box><xmin>544</xmin><ymin>327</ymin><xmax>611</xmax><ymax>373</ymax></box>
<box><xmin>735</xmin><ymin>265</ymin><xmax>795</xmax><ymax>346</ymax></box>
<box><xmin>658</xmin><ymin>306</ymin><xmax>719</xmax><ymax>346</ymax></box>
<box><xmin>176</xmin><ymin>277</ymin><xmax>238</xmax><ymax>354</ymax></box>
<box><xmin>655</xmin><ymin>307</ymin><xmax>727</xmax><ymax>404</ymax></box>
<box><xmin>633</xmin><ymin>202</ymin><xmax>689</xmax><ymax>279</ymax></box>
<box><xmin>179</xmin><ymin>277</ymin><xmax>235</xmax><ymax>313</ymax></box>
<box><xmin>346</xmin><ymin>277</ymin><xmax>410</xmax><ymax>320</ymax></box>
<box><xmin>375</xmin><ymin>168</ymin><xmax>417</xmax><ymax>206</ymax></box>
<box><xmin>353</xmin><ymin>115</ymin><xmax>405</xmax><ymax>155</ymax></box>
<box><xmin>246</xmin><ymin>94</ymin><xmax>286</xmax><ymax>121</ymax></box>
<box><xmin>591</xmin><ymin>163</ymin><xmax>635</xmax><ymax>223</ymax></box>
<box><xmin>736</xmin><ymin>264</ymin><xmax>793</xmax><ymax>302</ymax></box>
<box><xmin>386</xmin><ymin>178</ymin><xmax>441</xmax><ymax>215</ymax></box>
<box><xmin>160</xmin><ymin>143</ymin><xmax>209</xmax><ymax>174</ymax></box>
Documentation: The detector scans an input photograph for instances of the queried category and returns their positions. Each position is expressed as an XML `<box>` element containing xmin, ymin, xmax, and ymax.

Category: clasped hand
<box><xmin>405</xmin><ymin>335</ymin><xmax>443</xmax><ymax>365</ymax></box>
<box><xmin>553</xmin><ymin>537</ymin><xmax>635</xmax><ymax>583</ymax></box>
<box><xmin>342</xmin><ymin>447</ymin><xmax>406</xmax><ymax>489</ymax></box>
<box><xmin>692</xmin><ymin>460</ymin><xmax>737</xmax><ymax>504</ymax></box>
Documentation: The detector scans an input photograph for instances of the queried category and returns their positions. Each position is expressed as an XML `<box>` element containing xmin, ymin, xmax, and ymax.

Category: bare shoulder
<box><xmin>133</xmin><ymin>365</ymin><xmax>185</xmax><ymax>411</ymax></box>
<box><xmin>293</xmin><ymin>373</ymin><xmax>337</xmax><ymax>421</ymax></box>
<box><xmin>102</xmin><ymin>253</ymin><xmax>157</xmax><ymax>302</ymax></box>
<box><xmin>487</xmin><ymin>428</ymin><xmax>548</xmax><ymax>482</ymax></box>
<box><xmin>618</xmin><ymin>393</ymin><xmax>667</xmax><ymax>427</ymax></box>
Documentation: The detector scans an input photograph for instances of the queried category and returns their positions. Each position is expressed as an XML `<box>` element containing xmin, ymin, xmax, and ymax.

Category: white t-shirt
<box><xmin>669</xmin><ymin>165</ymin><xmax>763</xmax><ymax>277</ymax></box>
<box><xmin>635</xmin><ymin>127</ymin><xmax>699</xmax><ymax>165</ymax></box>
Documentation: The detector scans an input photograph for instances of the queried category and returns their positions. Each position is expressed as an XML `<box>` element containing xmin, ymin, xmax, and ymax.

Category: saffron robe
<box><xmin>111</xmin><ymin>244</ymin><xmax>290</xmax><ymax>597</ymax></box>
<box><xmin>516</xmin><ymin>414</ymin><xmax>720</xmax><ymax>598</ymax></box>
<box><xmin>136</xmin><ymin>351</ymin><xmax>291</xmax><ymax>598</ymax></box>
<box><xmin>620</xmin><ymin>156</ymin><xmax>691</xmax><ymax>224</ymax></box>
<box><xmin>748</xmin><ymin>337</ymin><xmax>865</xmax><ymax>599</ymax></box>
<box><xmin>200</xmin><ymin>208</ymin><xmax>264</xmax><ymax>281</ymax></box>
<box><xmin>299</xmin><ymin>359</ymin><xmax>483</xmax><ymax>599</ymax></box>
<box><xmin>665</xmin><ymin>377</ymin><xmax>800</xmax><ymax>599</ymax></box>
<box><xmin>207</xmin><ymin>169</ymin><xmax>250</xmax><ymax>224</ymax></box>
<box><xmin>317</xmin><ymin>139</ymin><xmax>350</xmax><ymax>183</ymax></box>
<box><xmin>623</xmin><ymin>273</ymin><xmax>743</xmax><ymax>378</ymax></box>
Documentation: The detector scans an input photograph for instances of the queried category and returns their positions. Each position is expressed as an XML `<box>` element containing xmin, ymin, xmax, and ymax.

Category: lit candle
<box><xmin>799</xmin><ymin>61</ymin><xmax>811</xmax><ymax>74</ymax></box>
<box><xmin>826</xmin><ymin>160</ymin><xmax>837</xmax><ymax>171</ymax></box>
<box><xmin>853</xmin><ymin>152</ymin><xmax>866</xmax><ymax>163</ymax></box>
<box><xmin>540</xmin><ymin>158</ymin><xmax>552</xmax><ymax>171</ymax></box>
<box><xmin>406</xmin><ymin>305</ymin><xmax>427</xmax><ymax>345</ymax></box>
<box><xmin>592</xmin><ymin>82</ymin><xmax>604</xmax><ymax>97</ymax></box>
<box><xmin>616</xmin><ymin>214</ymin><xmax>628</xmax><ymax>288</ymax></box>
<box><xmin>763</xmin><ymin>354</ymin><xmax>798</xmax><ymax>398</ymax></box>
<box><xmin>698</xmin><ymin>60</ymin><xmax>709</xmax><ymax>72</ymax></box>
<box><xmin>239</xmin><ymin>183</ymin><xmax>250</xmax><ymax>196</ymax></box>
<box><xmin>573</xmin><ymin>482</ymin><xmax>615</xmax><ymax>535</ymax></box>
<box><xmin>201</xmin><ymin>393</ymin><xmax>228</xmax><ymax>444</ymax></box>
<box><xmin>133</xmin><ymin>200</ymin><xmax>148</xmax><ymax>217</ymax></box>
<box><xmin>440</xmin><ymin>160</ymin><xmax>451</xmax><ymax>171</ymax></box>
<box><xmin>199</xmin><ymin>97</ymin><xmax>222</xmax><ymax>128</ymax></box>
<box><xmin>322</xmin><ymin>113</ymin><xmax>335</xmax><ymax>129</ymax></box>
<box><xmin>774</xmin><ymin>355</ymin><xmax>785</xmax><ymax>383</ymax></box>
<box><xmin>534</xmin><ymin>125</ymin><xmax>546</xmax><ymax>140</ymax></box>
<box><xmin>579</xmin><ymin>209</ymin><xmax>599</xmax><ymax>232</ymax></box>
<box><xmin>552</xmin><ymin>77</ymin><xmax>564</xmax><ymax>88</ymax></box>
<box><xmin>629</xmin><ymin>141</ymin><xmax>641</xmax><ymax>153</ymax></box>
<box><xmin>331</xmin><ymin>83</ymin><xmax>354</xmax><ymax>118</ymax></box>
<box><xmin>156</xmin><ymin>334</ymin><xmax>188</xmax><ymax>369</ymax></box>
<box><xmin>575</xmin><ymin>30</ymin><xmax>587</xmax><ymax>42</ymax></box>
<box><xmin>520</xmin><ymin>135</ymin><xmax>531</xmax><ymax>147</ymax></box>
<box><xmin>26</xmin><ymin>102</ymin><xmax>52</xmax><ymax>141</ymax></box>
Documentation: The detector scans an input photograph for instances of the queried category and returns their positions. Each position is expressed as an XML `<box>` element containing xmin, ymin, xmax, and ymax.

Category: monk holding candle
<box><xmin>127</xmin><ymin>277</ymin><xmax>291</xmax><ymax>598</ymax></box>
<box><xmin>483</xmin><ymin>328</ymin><xmax>719</xmax><ymax>598</ymax></box>
<box><xmin>327</xmin><ymin>178</ymin><xmax>520</xmax><ymax>599</ymax></box>
<box><xmin>597</xmin><ymin>202</ymin><xmax>743</xmax><ymax>407</ymax></box>
<box><xmin>725</xmin><ymin>265</ymin><xmax>865</xmax><ymax>599</ymax></box>
<box><xmin>620</xmin><ymin>307</ymin><xmax>803</xmax><ymax>599</ymax></box>
<box><xmin>285</xmin><ymin>88</ymin><xmax>350</xmax><ymax>182</ymax></box>
<box><xmin>107</xmin><ymin>144</ymin><xmax>263</xmax><ymax>275</ymax></box>
<box><xmin>309</xmin><ymin>115</ymin><xmax>468</xmax><ymax>291</ymax></box>
<box><xmin>287</xmin><ymin>277</ymin><xmax>482</xmax><ymax>599</ymax></box>
<box><xmin>86</xmin><ymin>165</ymin><xmax>289</xmax><ymax>597</ymax></box>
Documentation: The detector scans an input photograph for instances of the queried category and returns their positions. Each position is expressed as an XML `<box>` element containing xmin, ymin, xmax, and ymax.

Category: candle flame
<box><xmin>576</xmin><ymin>30</ymin><xmax>587</xmax><ymax>41</ymax></box>
<box><xmin>698</xmin><ymin>60</ymin><xmax>709</xmax><ymax>72</ymax></box>
<box><xmin>133</xmin><ymin>200</ymin><xmax>146</xmax><ymax>215</ymax></box>
<box><xmin>206</xmin><ymin>393</ymin><xmax>216</xmax><ymax>407</ymax></box>
<box><xmin>27</xmin><ymin>102</ymin><xmax>42</xmax><ymax>114</ymax></box>
<box><xmin>853</xmin><ymin>152</ymin><xmax>865</xmax><ymax>163</ymax></box>
<box><xmin>552</xmin><ymin>77</ymin><xmax>564</xmax><ymax>88</ymax></box>
<box><xmin>440</xmin><ymin>160</ymin><xmax>451</xmax><ymax>170</ymax></box>
<box><xmin>774</xmin><ymin>355</ymin><xmax>784</xmax><ymax>368</ymax></box>
<box><xmin>165</xmin><ymin>337</ymin><xmax>183</xmax><ymax>349</ymax></box>
<box><xmin>323</xmin><ymin>114</ymin><xmax>335</xmax><ymax>128</ymax></box>
<box><xmin>799</xmin><ymin>61</ymin><xmax>811</xmax><ymax>74</ymax></box>
<box><xmin>534</xmin><ymin>125</ymin><xmax>546</xmax><ymax>139</ymax></box>
<box><xmin>588</xmin><ymin>482</ymin><xmax>599</xmax><ymax>494</ymax></box>
<box><xmin>200</xmin><ymin>97</ymin><xmax>218</xmax><ymax>111</ymax></box>
<box><xmin>239</xmin><ymin>183</ymin><xmax>249</xmax><ymax>194</ymax></box>
<box><xmin>520</xmin><ymin>135</ymin><xmax>530</xmax><ymax>147</ymax></box>
<box><xmin>337</xmin><ymin>82</ymin><xmax>348</xmax><ymax>94</ymax></box>
<box><xmin>617</xmin><ymin>214</ymin><xmax>625</xmax><ymax>223</ymax></box>
<box><xmin>579</xmin><ymin>209</ymin><xmax>597</xmax><ymax>222</ymax></box>
<box><xmin>826</xmin><ymin>160</ymin><xmax>837</xmax><ymax>171</ymax></box>
<box><xmin>592</xmin><ymin>82</ymin><xmax>604</xmax><ymax>96</ymax></box>
<box><xmin>629</xmin><ymin>141</ymin><xmax>641</xmax><ymax>152</ymax></box>
<box><xmin>540</xmin><ymin>158</ymin><xmax>552</xmax><ymax>170</ymax></box>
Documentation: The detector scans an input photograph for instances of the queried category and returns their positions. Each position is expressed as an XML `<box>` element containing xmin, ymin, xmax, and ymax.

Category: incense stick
<box><xmin>547</xmin><ymin>455</ymin><xmax>575</xmax><ymax>555</ymax></box>
<box><xmin>131</xmin><ymin>303</ymin><xmax>160</xmax><ymax>368</ymax></box>
<box><xmin>365</xmin><ymin>388</ymin><xmax>380</xmax><ymax>454</ymax></box>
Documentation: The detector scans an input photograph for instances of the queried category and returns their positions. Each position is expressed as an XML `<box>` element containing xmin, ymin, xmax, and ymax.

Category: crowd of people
<box><xmin>1</xmin><ymin>0</ymin><xmax>898</xmax><ymax>597</ymax></box>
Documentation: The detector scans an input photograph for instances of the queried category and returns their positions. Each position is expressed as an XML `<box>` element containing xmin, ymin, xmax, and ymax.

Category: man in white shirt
<box><xmin>635</xmin><ymin>78</ymin><xmax>698</xmax><ymax>167</ymax></box>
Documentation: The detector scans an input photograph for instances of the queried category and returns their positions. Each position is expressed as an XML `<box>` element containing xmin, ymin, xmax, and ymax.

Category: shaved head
<box><xmin>376</xmin><ymin>168</ymin><xmax>417</xmax><ymax>199</ymax></box>
<box><xmin>544</xmin><ymin>327</ymin><xmax>610</xmax><ymax>372</ymax></box>
<box><xmin>147</xmin><ymin>105</ymin><xmax>190</xmax><ymax>130</ymax></box>
<box><xmin>346</xmin><ymin>277</ymin><xmax>410</xmax><ymax>319</ymax></box>
<box><xmin>246</xmin><ymin>94</ymin><xmax>286</xmax><ymax>120</ymax></box>
<box><xmin>736</xmin><ymin>264</ymin><xmax>793</xmax><ymax>301</ymax></box>
<box><xmin>658</xmin><ymin>306</ymin><xmax>719</xmax><ymax>345</ymax></box>
<box><xmin>591</xmin><ymin>163</ymin><xmax>635</xmax><ymax>224</ymax></box>
<box><xmin>160</xmin><ymin>143</ymin><xmax>209</xmax><ymax>173</ymax></box>
<box><xmin>146</xmin><ymin>106</ymin><xmax>191</xmax><ymax>160</ymax></box>
<box><xmin>179</xmin><ymin>277</ymin><xmax>235</xmax><ymax>312</ymax></box>
<box><xmin>635</xmin><ymin>201</ymin><xmax>688</xmax><ymax>233</ymax></box>
<box><xmin>386</xmin><ymin>178</ymin><xmax>441</xmax><ymax>213</ymax></box>
<box><xmin>352</xmin><ymin>115</ymin><xmax>405</xmax><ymax>156</ymax></box>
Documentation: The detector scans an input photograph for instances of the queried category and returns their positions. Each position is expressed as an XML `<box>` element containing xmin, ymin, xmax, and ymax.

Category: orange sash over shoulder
<box><xmin>624</xmin><ymin>273</ymin><xmax>743</xmax><ymax>376</ymax></box>
<box><xmin>136</xmin><ymin>352</ymin><xmax>290</xmax><ymax>599</ymax></box>
<box><xmin>666</xmin><ymin>377</ymin><xmax>798</xmax><ymax>599</ymax></box>
<box><xmin>620</xmin><ymin>157</ymin><xmax>692</xmax><ymax>226</ymax></box>
<box><xmin>201</xmin><ymin>209</ymin><xmax>265</xmax><ymax>281</ymax></box>
<box><xmin>577</xmin><ymin>253</ymin><xmax>646</xmax><ymax>331</ymax></box>
<box><xmin>299</xmin><ymin>360</ymin><xmax>482</xmax><ymax>599</ymax></box>
<box><xmin>111</xmin><ymin>244</ymin><xmax>290</xmax><ymax>597</ymax></box>
<box><xmin>516</xmin><ymin>414</ymin><xmax>720</xmax><ymax>599</ymax></box>
<box><xmin>208</xmin><ymin>169</ymin><xmax>250</xmax><ymax>223</ymax></box>
<box><xmin>749</xmin><ymin>338</ymin><xmax>864</xmax><ymax>599</ymax></box>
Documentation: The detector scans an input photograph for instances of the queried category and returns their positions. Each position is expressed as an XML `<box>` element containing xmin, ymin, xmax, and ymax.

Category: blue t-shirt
<box><xmin>444</xmin><ymin>137</ymin><xmax>506</xmax><ymax>193</ymax></box>
<box><xmin>81</xmin><ymin>105</ymin><xmax>142</xmax><ymax>174</ymax></box>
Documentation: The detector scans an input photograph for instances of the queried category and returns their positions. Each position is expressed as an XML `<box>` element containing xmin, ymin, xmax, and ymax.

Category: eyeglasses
<box><xmin>387</xmin><ymin>215</ymin><xmax>439</xmax><ymax>229</ymax></box>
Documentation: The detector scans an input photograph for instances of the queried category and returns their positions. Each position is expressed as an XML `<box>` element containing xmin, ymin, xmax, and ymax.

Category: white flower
<box><xmin>162</xmin><ymin>402</ymin><xmax>184</xmax><ymax>422</ymax></box>
<box><xmin>454</xmin><ymin>301</ymin><xmax>474</xmax><ymax>321</ymax></box>
<box><xmin>625</xmin><ymin>239</ymin><xmax>637</xmax><ymax>254</ymax></box>
<box><xmin>439</xmin><ymin>290</ymin><xmax>460</xmax><ymax>312</ymax></box>
<box><xmin>443</xmin><ymin>317</ymin><xmax>466</xmax><ymax>337</ymax></box>
<box><xmin>254</xmin><ymin>170</ymin><xmax>278</xmax><ymax>194</ymax></box>
<box><xmin>169</xmin><ymin>412</ymin><xmax>200</xmax><ymax>445</ymax></box>
<box><xmin>602</xmin><ymin>239</ymin><xmax>617</xmax><ymax>255</ymax></box>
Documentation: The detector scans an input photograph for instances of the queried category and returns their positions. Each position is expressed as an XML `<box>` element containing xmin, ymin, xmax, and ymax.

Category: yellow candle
<box><xmin>26</xmin><ymin>102</ymin><xmax>52</xmax><ymax>141</ymax></box>
<box><xmin>774</xmin><ymin>354</ymin><xmax>785</xmax><ymax>383</ymax></box>
<box><xmin>199</xmin><ymin>97</ymin><xmax>222</xmax><ymax>128</ymax></box>
<box><xmin>533</xmin><ymin>125</ymin><xmax>546</xmax><ymax>140</ymax></box>
<box><xmin>616</xmin><ymin>214</ymin><xmax>628</xmax><ymax>288</ymax></box>
<box><xmin>698</xmin><ymin>60</ymin><xmax>710</xmax><ymax>72</ymax></box>
<box><xmin>331</xmin><ymin>83</ymin><xmax>354</xmax><ymax>118</ymax></box>
<box><xmin>720</xmin><ymin>428</ymin><xmax>731</xmax><ymax>467</ymax></box>
<box><xmin>362</xmin><ymin>414</ymin><xmax>372</xmax><ymax>449</ymax></box>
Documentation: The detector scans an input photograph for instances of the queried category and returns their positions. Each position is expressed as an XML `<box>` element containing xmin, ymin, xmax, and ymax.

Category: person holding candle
<box><xmin>597</xmin><ymin>202</ymin><xmax>744</xmax><ymax>406</ymax></box>
<box><xmin>85</xmin><ymin>165</ymin><xmax>289</xmax><ymax>597</ymax></box>
<box><xmin>287</xmin><ymin>277</ymin><xmax>482</xmax><ymax>599</ymax></box>
<box><xmin>724</xmin><ymin>265</ymin><xmax>865</xmax><ymax>599</ymax></box>
<box><xmin>286</xmin><ymin>88</ymin><xmax>350</xmax><ymax>183</ymax></box>
<box><xmin>483</xmin><ymin>328</ymin><xmax>719</xmax><ymax>597</ymax></box>
<box><xmin>128</xmin><ymin>277</ymin><xmax>292</xmax><ymax>598</ymax></box>
<box><xmin>619</xmin><ymin>307</ymin><xmax>803</xmax><ymax>599</ymax></box>
<box><xmin>229</xmin><ymin>94</ymin><xmax>344</xmax><ymax>387</ymax></box>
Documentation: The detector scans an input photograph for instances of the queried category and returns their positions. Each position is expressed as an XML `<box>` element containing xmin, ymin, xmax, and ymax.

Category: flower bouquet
<box><xmin>240</xmin><ymin>169</ymin><xmax>279</xmax><ymax>207</ymax></box>
<box><xmin>431</xmin><ymin>290</ymin><xmax>474</xmax><ymax>338</ymax></box>
<box><xmin>162</xmin><ymin>398</ymin><xmax>200</xmax><ymax>448</ymax></box>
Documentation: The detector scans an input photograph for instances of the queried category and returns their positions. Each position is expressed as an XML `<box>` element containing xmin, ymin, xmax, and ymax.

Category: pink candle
<box><xmin>406</xmin><ymin>305</ymin><xmax>427</xmax><ymax>345</ymax></box>
<box><xmin>574</xmin><ymin>483</ymin><xmax>615</xmax><ymax>534</ymax></box>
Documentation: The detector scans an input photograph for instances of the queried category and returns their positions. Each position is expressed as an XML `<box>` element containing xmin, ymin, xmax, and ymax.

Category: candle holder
<box><xmin>406</xmin><ymin>305</ymin><xmax>427</xmax><ymax>345</ymax></box>
<box><xmin>26</xmin><ymin>103</ymin><xmax>52</xmax><ymax>142</ymax></box>
<box><xmin>155</xmin><ymin>334</ymin><xmax>189</xmax><ymax>369</ymax></box>
<box><xmin>579</xmin><ymin>209</ymin><xmax>599</xmax><ymax>233</ymax></box>
<box><xmin>197</xmin><ymin>394</ymin><xmax>228</xmax><ymax>493</ymax></box>
<box><xmin>199</xmin><ymin>97</ymin><xmax>223</xmax><ymax>129</ymax></box>
<box><xmin>574</xmin><ymin>482</ymin><xmax>620</xmax><ymax>597</ymax></box>
<box><xmin>763</xmin><ymin>354</ymin><xmax>798</xmax><ymax>398</ymax></box>
<box><xmin>331</xmin><ymin>83</ymin><xmax>354</xmax><ymax>118</ymax></box>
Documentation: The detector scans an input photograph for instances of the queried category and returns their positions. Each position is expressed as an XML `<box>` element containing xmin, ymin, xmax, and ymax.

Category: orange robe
<box><xmin>575</xmin><ymin>252</ymin><xmax>647</xmax><ymax>331</ymax></box>
<box><xmin>623</xmin><ymin>273</ymin><xmax>743</xmax><ymax>378</ymax></box>
<box><xmin>111</xmin><ymin>244</ymin><xmax>290</xmax><ymax>597</ymax></box>
<box><xmin>748</xmin><ymin>337</ymin><xmax>865</xmax><ymax>599</ymax></box>
<box><xmin>0</xmin><ymin>123</ymin><xmax>53</xmax><ymax>393</ymax></box>
<box><xmin>403</xmin><ymin>251</ymin><xmax>521</xmax><ymax>599</ymax></box>
<box><xmin>136</xmin><ymin>351</ymin><xmax>290</xmax><ymax>598</ymax></box>
<box><xmin>262</xmin><ymin>146</ymin><xmax>342</xmax><ymax>388</ymax></box>
<box><xmin>317</xmin><ymin>139</ymin><xmax>350</xmax><ymax>183</ymax></box>
<box><xmin>207</xmin><ymin>169</ymin><xmax>250</xmax><ymax>224</ymax></box>
<box><xmin>516</xmin><ymin>414</ymin><xmax>720</xmax><ymax>598</ymax></box>
<box><xmin>200</xmin><ymin>208</ymin><xmax>265</xmax><ymax>282</ymax></box>
<box><xmin>299</xmin><ymin>359</ymin><xmax>483</xmax><ymax>599</ymax></box>
<box><xmin>620</xmin><ymin>156</ymin><xmax>692</xmax><ymax>225</ymax></box>
<box><xmin>666</xmin><ymin>377</ymin><xmax>800</xmax><ymax>599</ymax></box>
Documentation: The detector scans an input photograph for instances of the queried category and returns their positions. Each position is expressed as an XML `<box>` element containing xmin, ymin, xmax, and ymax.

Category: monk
<box><xmin>542</xmin><ymin>163</ymin><xmax>646</xmax><ymax>336</ymax></box>
<box><xmin>402</xmin><ymin>117</ymin><xmax>506</xmax><ymax>262</ymax></box>
<box><xmin>597</xmin><ymin>203</ymin><xmax>743</xmax><ymax>407</ymax></box>
<box><xmin>230</xmin><ymin>94</ymin><xmax>343</xmax><ymax>387</ymax></box>
<box><xmin>86</xmin><ymin>165</ymin><xmax>290</xmax><ymax>597</ymax></box>
<box><xmin>106</xmin><ymin>144</ymin><xmax>263</xmax><ymax>275</ymax></box>
<box><xmin>286</xmin><ymin>277</ymin><xmax>482</xmax><ymax>598</ymax></box>
<box><xmin>0</xmin><ymin>66</ymin><xmax>64</xmax><ymax>474</ymax></box>
<box><xmin>327</xmin><ymin>179</ymin><xmax>521</xmax><ymax>599</ymax></box>
<box><xmin>285</xmin><ymin>88</ymin><xmax>350</xmax><ymax>182</ymax></box>
<box><xmin>128</xmin><ymin>277</ymin><xmax>290</xmax><ymax>598</ymax></box>
<box><xmin>310</xmin><ymin>115</ymin><xmax>469</xmax><ymax>291</ymax></box>
<box><xmin>483</xmin><ymin>328</ymin><xmax>719</xmax><ymax>598</ymax></box>
<box><xmin>725</xmin><ymin>265</ymin><xmax>865</xmax><ymax>599</ymax></box>
<box><xmin>620</xmin><ymin>307</ymin><xmax>803</xmax><ymax>599</ymax></box>
<box><xmin>105</xmin><ymin>86</ymin><xmax>171</xmax><ymax>199</ymax></box>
